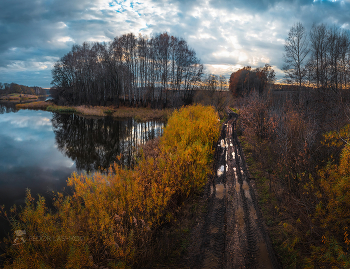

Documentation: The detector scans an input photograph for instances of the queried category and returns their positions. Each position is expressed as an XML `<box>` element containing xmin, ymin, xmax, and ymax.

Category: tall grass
<box><xmin>46</xmin><ymin>105</ymin><xmax>77</xmax><ymax>113</ymax></box>
<box><xmin>16</xmin><ymin>101</ymin><xmax>52</xmax><ymax>110</ymax></box>
<box><xmin>0</xmin><ymin>94</ymin><xmax>38</xmax><ymax>101</ymax></box>
<box><xmin>1</xmin><ymin>104</ymin><xmax>220</xmax><ymax>268</ymax></box>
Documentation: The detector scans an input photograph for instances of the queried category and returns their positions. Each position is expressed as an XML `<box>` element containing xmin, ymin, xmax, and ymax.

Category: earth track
<box><xmin>190</xmin><ymin>112</ymin><xmax>281</xmax><ymax>269</ymax></box>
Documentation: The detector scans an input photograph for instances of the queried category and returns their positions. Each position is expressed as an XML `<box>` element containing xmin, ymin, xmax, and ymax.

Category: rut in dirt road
<box><xmin>196</xmin><ymin>113</ymin><xmax>281</xmax><ymax>269</ymax></box>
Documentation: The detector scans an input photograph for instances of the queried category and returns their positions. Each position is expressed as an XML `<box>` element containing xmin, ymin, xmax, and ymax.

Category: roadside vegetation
<box><xmin>228</xmin><ymin>22</ymin><xmax>350</xmax><ymax>268</ymax></box>
<box><xmin>234</xmin><ymin>91</ymin><xmax>350</xmax><ymax>268</ymax></box>
<box><xmin>0</xmin><ymin>104</ymin><xmax>220</xmax><ymax>268</ymax></box>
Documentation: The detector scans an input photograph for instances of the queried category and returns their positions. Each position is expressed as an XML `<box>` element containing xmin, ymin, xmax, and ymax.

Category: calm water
<box><xmin>0</xmin><ymin>102</ymin><xmax>164</xmax><ymax>243</ymax></box>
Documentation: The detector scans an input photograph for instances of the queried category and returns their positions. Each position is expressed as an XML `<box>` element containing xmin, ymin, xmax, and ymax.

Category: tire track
<box><xmin>196</xmin><ymin>112</ymin><xmax>281</xmax><ymax>269</ymax></box>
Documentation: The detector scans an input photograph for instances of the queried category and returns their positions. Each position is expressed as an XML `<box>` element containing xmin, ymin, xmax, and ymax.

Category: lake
<box><xmin>0</xmin><ymin>102</ymin><xmax>164</xmax><ymax>244</ymax></box>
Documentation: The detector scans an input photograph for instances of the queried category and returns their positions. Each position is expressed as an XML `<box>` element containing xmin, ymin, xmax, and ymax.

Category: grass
<box><xmin>239</xmin><ymin>135</ymin><xmax>304</xmax><ymax>268</ymax></box>
<box><xmin>46</xmin><ymin>105</ymin><xmax>77</xmax><ymax>113</ymax></box>
<box><xmin>16</xmin><ymin>102</ymin><xmax>172</xmax><ymax>121</ymax></box>
<box><xmin>0</xmin><ymin>93</ymin><xmax>38</xmax><ymax>101</ymax></box>
<box><xmin>16</xmin><ymin>101</ymin><xmax>53</xmax><ymax>110</ymax></box>
<box><xmin>111</xmin><ymin>107</ymin><xmax>171</xmax><ymax>121</ymax></box>
<box><xmin>230</xmin><ymin>107</ymin><xmax>240</xmax><ymax>114</ymax></box>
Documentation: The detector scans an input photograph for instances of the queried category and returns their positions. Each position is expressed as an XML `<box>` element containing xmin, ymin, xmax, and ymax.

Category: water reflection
<box><xmin>0</xmin><ymin>101</ymin><xmax>18</xmax><ymax>114</ymax></box>
<box><xmin>0</xmin><ymin>109</ymin><xmax>76</xmax><ymax>247</ymax></box>
<box><xmin>0</xmin><ymin>105</ymin><xmax>164</xmax><ymax>252</ymax></box>
<box><xmin>0</xmin><ymin>97</ymin><xmax>46</xmax><ymax>114</ymax></box>
<box><xmin>52</xmin><ymin>113</ymin><xmax>164</xmax><ymax>171</ymax></box>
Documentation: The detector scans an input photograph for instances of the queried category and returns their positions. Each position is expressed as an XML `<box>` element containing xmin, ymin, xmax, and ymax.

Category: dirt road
<box><xmin>188</xmin><ymin>113</ymin><xmax>281</xmax><ymax>269</ymax></box>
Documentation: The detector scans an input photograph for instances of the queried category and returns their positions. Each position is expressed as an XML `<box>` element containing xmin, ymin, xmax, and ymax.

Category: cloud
<box><xmin>0</xmin><ymin>0</ymin><xmax>349</xmax><ymax>87</ymax></box>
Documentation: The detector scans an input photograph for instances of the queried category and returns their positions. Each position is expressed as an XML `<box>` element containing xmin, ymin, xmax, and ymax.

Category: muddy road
<box><xmin>188</xmin><ymin>113</ymin><xmax>281</xmax><ymax>269</ymax></box>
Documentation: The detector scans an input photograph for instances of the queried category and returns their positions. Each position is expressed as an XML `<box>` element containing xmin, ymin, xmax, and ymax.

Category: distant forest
<box><xmin>0</xmin><ymin>82</ymin><xmax>46</xmax><ymax>96</ymax></box>
<box><xmin>51</xmin><ymin>32</ymin><xmax>204</xmax><ymax>108</ymax></box>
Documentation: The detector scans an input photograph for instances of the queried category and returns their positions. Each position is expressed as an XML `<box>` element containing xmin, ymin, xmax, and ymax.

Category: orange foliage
<box><xmin>1</xmin><ymin>104</ymin><xmax>220</xmax><ymax>268</ymax></box>
<box><xmin>304</xmin><ymin>129</ymin><xmax>350</xmax><ymax>267</ymax></box>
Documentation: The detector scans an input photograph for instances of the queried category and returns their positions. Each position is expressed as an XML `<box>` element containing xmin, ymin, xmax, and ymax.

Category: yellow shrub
<box><xmin>308</xmin><ymin>129</ymin><xmax>350</xmax><ymax>267</ymax></box>
<box><xmin>2</xmin><ymin>104</ymin><xmax>220</xmax><ymax>268</ymax></box>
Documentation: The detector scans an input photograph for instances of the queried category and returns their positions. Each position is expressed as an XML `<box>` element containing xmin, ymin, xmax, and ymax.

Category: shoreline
<box><xmin>0</xmin><ymin>93</ymin><xmax>40</xmax><ymax>101</ymax></box>
<box><xmin>15</xmin><ymin>101</ymin><xmax>171</xmax><ymax>122</ymax></box>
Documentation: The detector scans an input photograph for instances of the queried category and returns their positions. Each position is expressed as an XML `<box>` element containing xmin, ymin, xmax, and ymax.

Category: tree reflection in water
<box><xmin>51</xmin><ymin>113</ymin><xmax>164</xmax><ymax>172</ymax></box>
<box><xmin>0</xmin><ymin>101</ymin><xmax>18</xmax><ymax>114</ymax></box>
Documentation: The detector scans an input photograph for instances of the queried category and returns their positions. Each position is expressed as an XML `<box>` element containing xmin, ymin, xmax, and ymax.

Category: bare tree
<box><xmin>283</xmin><ymin>22</ymin><xmax>309</xmax><ymax>89</ymax></box>
<box><xmin>309</xmin><ymin>24</ymin><xmax>328</xmax><ymax>89</ymax></box>
<box><xmin>51</xmin><ymin>32</ymin><xmax>203</xmax><ymax>108</ymax></box>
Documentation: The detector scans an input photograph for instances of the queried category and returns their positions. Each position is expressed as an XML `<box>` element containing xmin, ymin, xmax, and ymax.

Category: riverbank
<box><xmin>1</xmin><ymin>105</ymin><xmax>220</xmax><ymax>268</ymax></box>
<box><xmin>15</xmin><ymin>101</ymin><xmax>171</xmax><ymax>121</ymax></box>
<box><xmin>0</xmin><ymin>93</ymin><xmax>39</xmax><ymax>101</ymax></box>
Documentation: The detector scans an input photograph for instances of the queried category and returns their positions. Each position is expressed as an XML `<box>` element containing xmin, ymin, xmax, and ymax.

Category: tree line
<box><xmin>0</xmin><ymin>83</ymin><xmax>46</xmax><ymax>96</ymax></box>
<box><xmin>283</xmin><ymin>22</ymin><xmax>350</xmax><ymax>92</ymax></box>
<box><xmin>51</xmin><ymin>32</ymin><xmax>203</xmax><ymax>108</ymax></box>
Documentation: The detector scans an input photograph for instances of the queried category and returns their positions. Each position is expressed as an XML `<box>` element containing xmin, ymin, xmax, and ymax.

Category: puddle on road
<box><xmin>220</xmin><ymin>139</ymin><xmax>225</xmax><ymax>148</ymax></box>
<box><xmin>216</xmin><ymin>183</ymin><xmax>225</xmax><ymax>199</ymax></box>
<box><xmin>217</xmin><ymin>165</ymin><xmax>224</xmax><ymax>177</ymax></box>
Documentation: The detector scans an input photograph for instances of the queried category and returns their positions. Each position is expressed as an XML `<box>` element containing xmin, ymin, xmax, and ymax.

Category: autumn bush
<box><xmin>235</xmin><ymin>89</ymin><xmax>350</xmax><ymax>268</ymax></box>
<box><xmin>1</xmin><ymin>104</ymin><xmax>220</xmax><ymax>268</ymax></box>
<box><xmin>303</xmin><ymin>126</ymin><xmax>350</xmax><ymax>268</ymax></box>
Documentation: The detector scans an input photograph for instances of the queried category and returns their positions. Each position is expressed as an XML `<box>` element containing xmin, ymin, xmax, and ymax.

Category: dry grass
<box><xmin>0</xmin><ymin>94</ymin><xmax>38</xmax><ymax>101</ymax></box>
<box><xmin>75</xmin><ymin>105</ymin><xmax>110</xmax><ymax>117</ymax></box>
<box><xmin>16</xmin><ymin>103</ymin><xmax>172</xmax><ymax>121</ymax></box>
<box><xmin>111</xmin><ymin>107</ymin><xmax>172</xmax><ymax>121</ymax></box>
<box><xmin>15</xmin><ymin>101</ymin><xmax>52</xmax><ymax>110</ymax></box>
<box><xmin>75</xmin><ymin>105</ymin><xmax>171</xmax><ymax>121</ymax></box>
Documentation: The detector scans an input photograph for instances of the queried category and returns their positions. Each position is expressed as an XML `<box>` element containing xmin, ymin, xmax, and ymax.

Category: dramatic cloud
<box><xmin>0</xmin><ymin>0</ymin><xmax>349</xmax><ymax>87</ymax></box>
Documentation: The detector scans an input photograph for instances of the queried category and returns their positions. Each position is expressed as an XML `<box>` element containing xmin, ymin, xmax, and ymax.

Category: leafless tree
<box><xmin>51</xmin><ymin>32</ymin><xmax>203</xmax><ymax>108</ymax></box>
<box><xmin>283</xmin><ymin>22</ymin><xmax>310</xmax><ymax>89</ymax></box>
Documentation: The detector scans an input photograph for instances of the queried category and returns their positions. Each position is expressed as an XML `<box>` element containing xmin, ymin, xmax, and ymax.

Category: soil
<box><xmin>185</xmin><ymin>112</ymin><xmax>281</xmax><ymax>269</ymax></box>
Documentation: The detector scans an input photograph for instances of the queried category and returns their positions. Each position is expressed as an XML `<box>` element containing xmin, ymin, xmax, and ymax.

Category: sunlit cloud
<box><xmin>57</xmin><ymin>36</ymin><xmax>75</xmax><ymax>43</ymax></box>
<box><xmin>0</xmin><ymin>0</ymin><xmax>349</xmax><ymax>87</ymax></box>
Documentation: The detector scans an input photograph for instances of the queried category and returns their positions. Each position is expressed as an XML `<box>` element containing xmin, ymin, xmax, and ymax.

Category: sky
<box><xmin>0</xmin><ymin>0</ymin><xmax>349</xmax><ymax>88</ymax></box>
